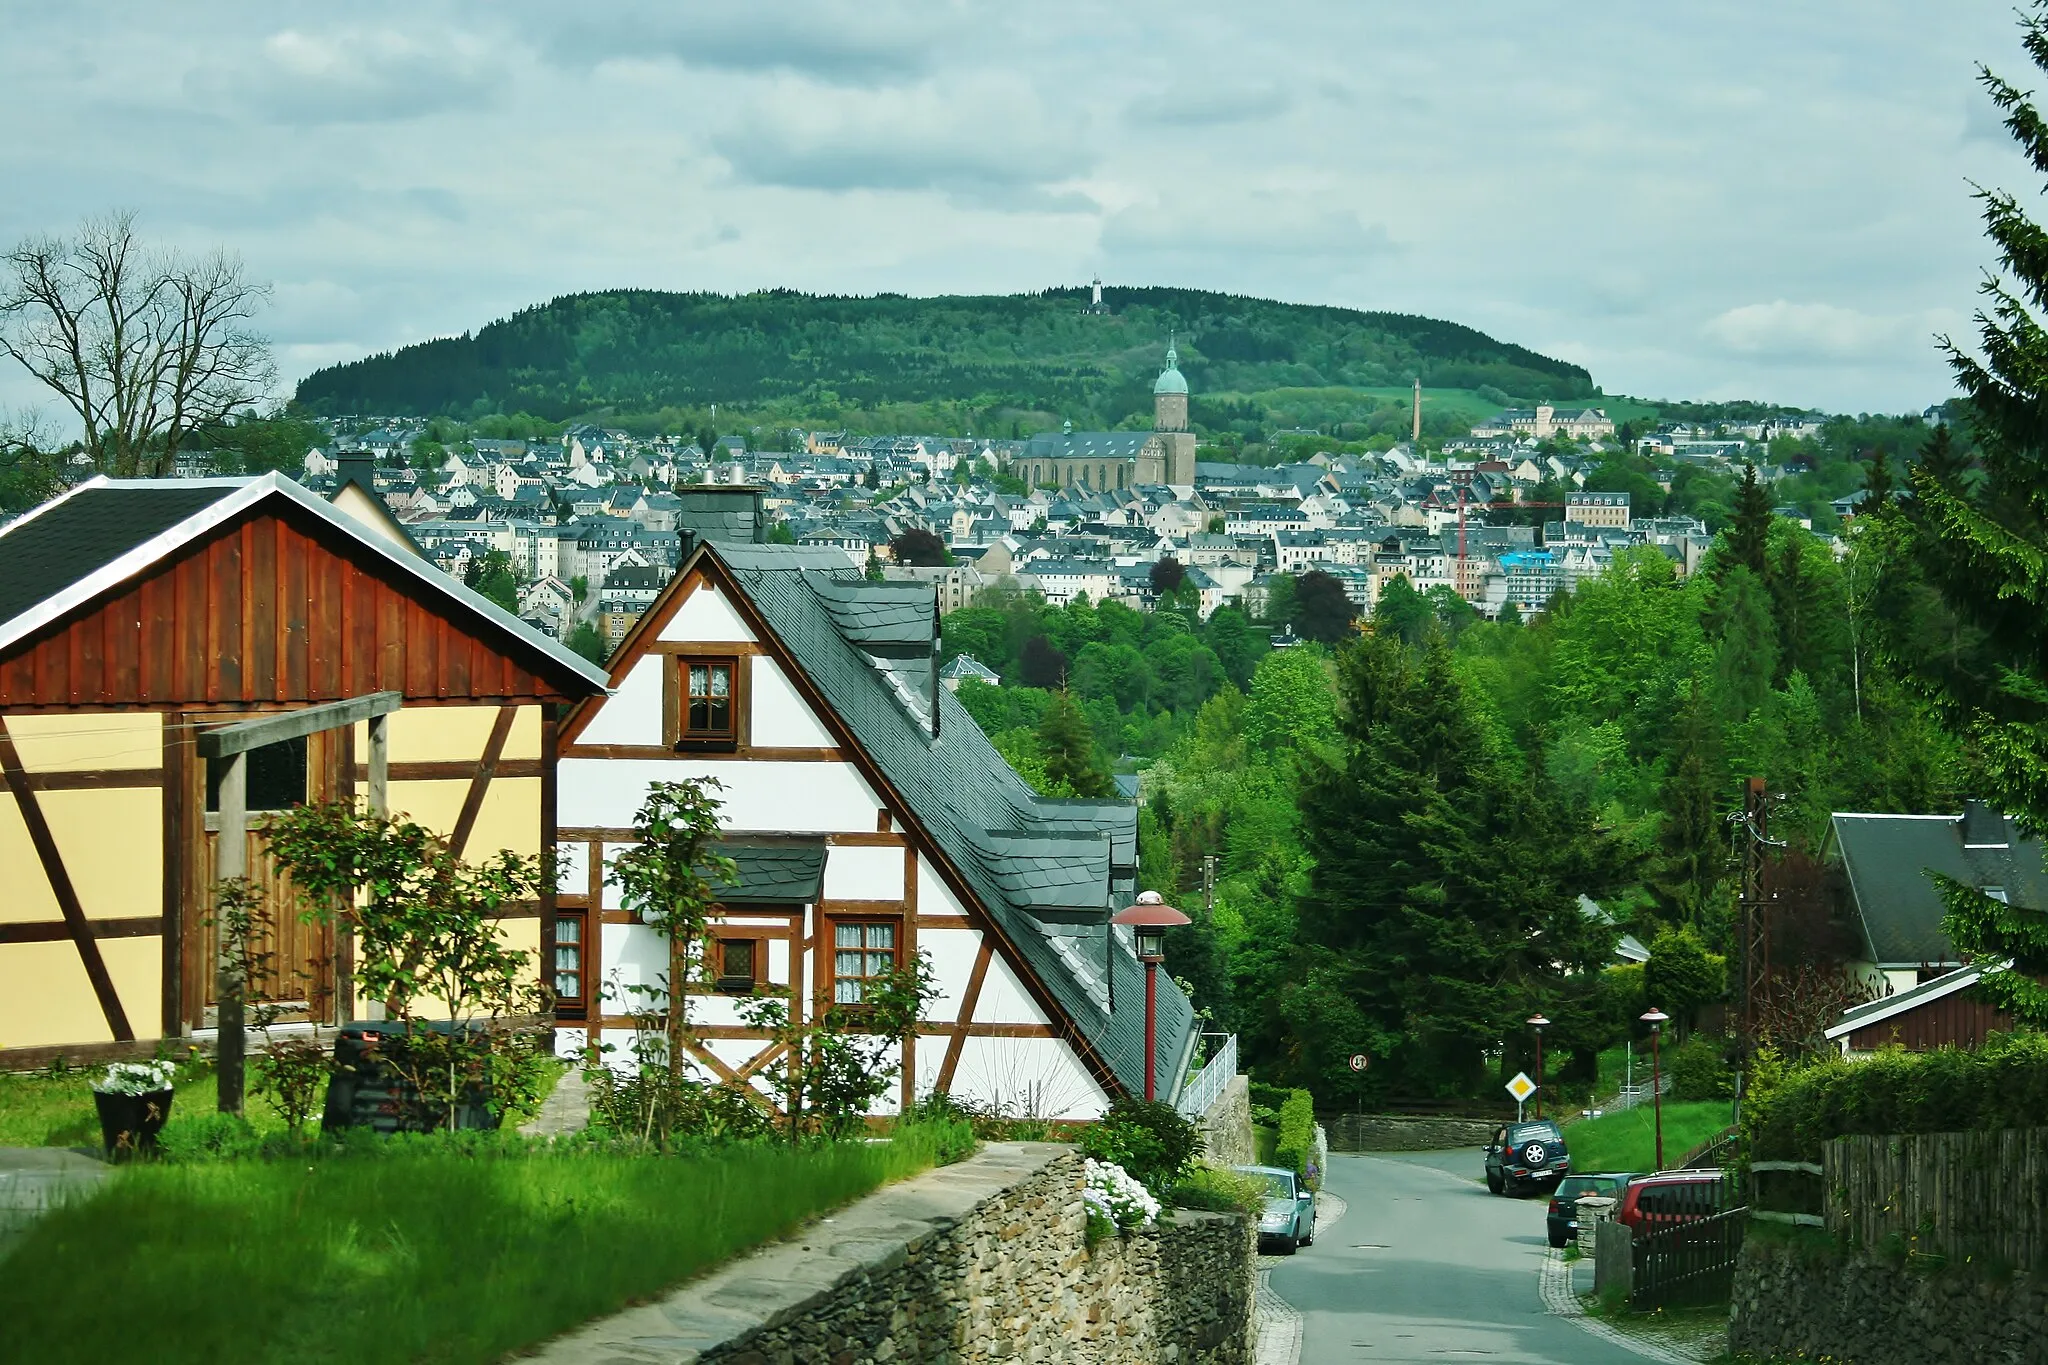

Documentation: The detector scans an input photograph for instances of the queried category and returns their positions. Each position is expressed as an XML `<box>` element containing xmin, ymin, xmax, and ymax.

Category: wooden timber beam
<box><xmin>0</xmin><ymin>717</ymin><xmax>134</xmax><ymax>1041</ymax></box>
<box><xmin>447</xmin><ymin>705</ymin><xmax>517</xmax><ymax>861</ymax></box>
<box><xmin>195</xmin><ymin>690</ymin><xmax>402</xmax><ymax>759</ymax></box>
<box><xmin>934</xmin><ymin>939</ymin><xmax>994</xmax><ymax>1093</ymax></box>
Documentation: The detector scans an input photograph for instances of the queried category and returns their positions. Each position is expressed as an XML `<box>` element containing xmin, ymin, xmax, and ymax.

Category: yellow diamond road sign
<box><xmin>1505</xmin><ymin>1072</ymin><xmax>1537</xmax><ymax>1104</ymax></box>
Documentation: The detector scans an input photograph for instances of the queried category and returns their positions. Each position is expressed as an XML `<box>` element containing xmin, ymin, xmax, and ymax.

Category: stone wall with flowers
<box><xmin>526</xmin><ymin>1143</ymin><xmax>1257</xmax><ymax>1365</ymax></box>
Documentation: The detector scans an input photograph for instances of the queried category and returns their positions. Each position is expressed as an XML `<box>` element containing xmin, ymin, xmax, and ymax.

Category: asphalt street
<box><xmin>1265</xmin><ymin>1149</ymin><xmax>1647</xmax><ymax>1365</ymax></box>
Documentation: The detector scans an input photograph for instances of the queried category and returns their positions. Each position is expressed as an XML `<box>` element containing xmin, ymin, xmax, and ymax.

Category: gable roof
<box><xmin>1832</xmin><ymin>809</ymin><xmax>2048</xmax><ymax>966</ymax></box>
<box><xmin>687</xmin><ymin>542</ymin><xmax>1195</xmax><ymax>1102</ymax></box>
<box><xmin>0</xmin><ymin>474</ymin><xmax>609</xmax><ymax>696</ymax></box>
<box><xmin>1824</xmin><ymin>961</ymin><xmax>1999</xmax><ymax>1042</ymax></box>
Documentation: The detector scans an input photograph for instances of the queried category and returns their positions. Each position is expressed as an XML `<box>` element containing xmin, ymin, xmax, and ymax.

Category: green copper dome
<box><xmin>1153</xmin><ymin>340</ymin><xmax>1188</xmax><ymax>396</ymax></box>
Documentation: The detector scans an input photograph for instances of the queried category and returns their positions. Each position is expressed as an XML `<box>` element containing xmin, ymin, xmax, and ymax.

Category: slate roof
<box><xmin>674</xmin><ymin>487</ymin><xmax>765</xmax><ymax>546</ymax></box>
<box><xmin>1020</xmin><ymin>432</ymin><xmax>1155</xmax><ymax>460</ymax></box>
<box><xmin>712</xmin><ymin>840</ymin><xmax>828</xmax><ymax>905</ymax></box>
<box><xmin>0</xmin><ymin>482</ymin><xmax>225</xmax><ymax>628</ymax></box>
<box><xmin>1832</xmin><ymin>807</ymin><xmax>2048</xmax><ymax>965</ymax></box>
<box><xmin>705</xmin><ymin>542</ymin><xmax>1194</xmax><ymax>1102</ymax></box>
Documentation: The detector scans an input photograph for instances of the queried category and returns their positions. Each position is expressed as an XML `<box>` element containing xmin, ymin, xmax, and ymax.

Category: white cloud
<box><xmin>183</xmin><ymin>27</ymin><xmax>500</xmax><ymax>126</ymax></box>
<box><xmin>1701</xmin><ymin>301</ymin><xmax>1909</xmax><ymax>362</ymax></box>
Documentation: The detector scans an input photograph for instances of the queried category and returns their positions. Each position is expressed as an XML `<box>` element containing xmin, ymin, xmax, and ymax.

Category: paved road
<box><xmin>1266</xmin><ymin>1149</ymin><xmax>1644</xmax><ymax>1365</ymax></box>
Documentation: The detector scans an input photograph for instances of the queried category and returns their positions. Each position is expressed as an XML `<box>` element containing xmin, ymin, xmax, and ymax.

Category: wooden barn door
<box><xmin>190</xmin><ymin>723</ymin><xmax>343</xmax><ymax>1025</ymax></box>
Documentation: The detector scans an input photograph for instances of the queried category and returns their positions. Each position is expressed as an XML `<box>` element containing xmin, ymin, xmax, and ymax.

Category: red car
<box><xmin>1615</xmin><ymin>1171</ymin><xmax>1728</xmax><ymax>1233</ymax></box>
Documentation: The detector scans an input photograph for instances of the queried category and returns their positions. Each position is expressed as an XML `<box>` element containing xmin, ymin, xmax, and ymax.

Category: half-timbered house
<box><xmin>0</xmin><ymin>474</ymin><xmax>608</xmax><ymax>1064</ymax></box>
<box><xmin>555</xmin><ymin>542</ymin><xmax>1197</xmax><ymax>1119</ymax></box>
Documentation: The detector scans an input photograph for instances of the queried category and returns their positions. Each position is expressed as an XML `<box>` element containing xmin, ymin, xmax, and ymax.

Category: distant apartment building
<box><xmin>1565</xmin><ymin>491</ymin><xmax>1631</xmax><ymax>529</ymax></box>
<box><xmin>1472</xmin><ymin>404</ymin><xmax>1617</xmax><ymax>441</ymax></box>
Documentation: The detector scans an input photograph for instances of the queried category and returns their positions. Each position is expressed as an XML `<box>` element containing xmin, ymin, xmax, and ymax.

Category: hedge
<box><xmin>1273</xmin><ymin>1089</ymin><xmax>1318</xmax><ymax>1189</ymax></box>
<box><xmin>1745</xmin><ymin>1032</ymin><xmax>2048</xmax><ymax>1163</ymax></box>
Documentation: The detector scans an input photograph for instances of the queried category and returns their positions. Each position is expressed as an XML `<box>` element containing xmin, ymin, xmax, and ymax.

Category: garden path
<box><xmin>519</xmin><ymin>1068</ymin><xmax>591</xmax><ymax>1137</ymax></box>
<box><xmin>0</xmin><ymin>1147</ymin><xmax>107</xmax><ymax>1262</ymax></box>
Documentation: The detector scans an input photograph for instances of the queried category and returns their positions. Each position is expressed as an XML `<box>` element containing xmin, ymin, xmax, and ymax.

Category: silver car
<box><xmin>1236</xmin><ymin>1163</ymin><xmax>1316</xmax><ymax>1254</ymax></box>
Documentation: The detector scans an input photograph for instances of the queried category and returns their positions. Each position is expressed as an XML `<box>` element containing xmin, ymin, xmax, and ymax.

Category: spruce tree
<box><xmin>1037</xmin><ymin>690</ymin><xmax>1112</xmax><ymax>798</ymax></box>
<box><xmin>1903</xmin><ymin>6</ymin><xmax>2048</xmax><ymax>1023</ymax></box>
<box><xmin>1725</xmin><ymin>462</ymin><xmax>1773</xmax><ymax>579</ymax></box>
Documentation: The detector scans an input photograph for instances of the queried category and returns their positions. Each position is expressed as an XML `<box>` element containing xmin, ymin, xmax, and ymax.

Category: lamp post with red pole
<box><xmin>1111</xmin><ymin>891</ymin><xmax>1192</xmax><ymax>1102</ymax></box>
<box><xmin>1526</xmin><ymin>1014</ymin><xmax>1550</xmax><ymax>1120</ymax></box>
<box><xmin>1641</xmin><ymin>1007</ymin><xmax>1670</xmax><ymax>1171</ymax></box>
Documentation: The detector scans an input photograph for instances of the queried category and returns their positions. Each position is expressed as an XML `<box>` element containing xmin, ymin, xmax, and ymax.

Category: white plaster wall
<box><xmin>946</xmin><ymin>1036</ymin><xmax>1108</xmax><ymax>1120</ymax></box>
<box><xmin>561</xmin><ymin>758</ymin><xmax>879</xmax><ymax>832</ymax></box>
<box><xmin>693</xmin><ymin>994</ymin><xmax>746</xmax><ymax>1028</ymax></box>
<box><xmin>823</xmin><ymin>845</ymin><xmax>904</xmax><ymax>900</ymax></box>
<box><xmin>602</xmin><ymin>921</ymin><xmax>669</xmax><ymax>1004</ymax></box>
<box><xmin>919</xmin><ymin>927</ymin><xmax>983</xmax><ymax>1021</ymax></box>
<box><xmin>552</xmin><ymin>1026</ymin><xmax>587</xmax><ymax>1060</ymax></box>
<box><xmin>659</xmin><ymin>585</ymin><xmax>756</xmax><ymax>642</ymax></box>
<box><xmin>577</xmin><ymin>655</ymin><xmax>664</xmax><ymax>746</ymax></box>
<box><xmin>973</xmin><ymin>953</ymin><xmax>1051</xmax><ymax>1026</ymax></box>
<box><xmin>769</xmin><ymin>939</ymin><xmax>790</xmax><ymax>982</ymax></box>
<box><xmin>751</xmin><ymin>656</ymin><xmax>835</xmax><ymax>747</ymax></box>
<box><xmin>555</xmin><ymin>840</ymin><xmax>588</xmax><ymax>895</ymax></box>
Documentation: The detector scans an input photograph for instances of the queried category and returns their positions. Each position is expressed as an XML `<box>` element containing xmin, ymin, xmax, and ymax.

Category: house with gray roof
<box><xmin>554</xmin><ymin>541</ymin><xmax>1195</xmax><ymax>1119</ymax></box>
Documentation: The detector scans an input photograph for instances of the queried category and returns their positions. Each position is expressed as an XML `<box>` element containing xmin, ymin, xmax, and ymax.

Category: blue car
<box><xmin>1236</xmin><ymin>1164</ymin><xmax>1316</xmax><ymax>1254</ymax></box>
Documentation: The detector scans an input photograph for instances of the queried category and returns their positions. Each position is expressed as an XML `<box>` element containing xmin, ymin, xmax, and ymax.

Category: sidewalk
<box><xmin>0</xmin><ymin>1147</ymin><xmax>108</xmax><ymax>1262</ymax></box>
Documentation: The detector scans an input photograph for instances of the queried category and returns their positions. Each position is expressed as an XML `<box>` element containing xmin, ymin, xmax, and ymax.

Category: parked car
<box><xmin>1546</xmin><ymin>1172</ymin><xmax>1636</xmax><ymax>1247</ymax></box>
<box><xmin>1485</xmin><ymin>1120</ymin><xmax>1571</xmax><ymax>1196</ymax></box>
<box><xmin>1235</xmin><ymin>1164</ymin><xmax>1316</xmax><ymax>1254</ymax></box>
<box><xmin>1615</xmin><ymin>1171</ymin><xmax>1728</xmax><ymax>1233</ymax></box>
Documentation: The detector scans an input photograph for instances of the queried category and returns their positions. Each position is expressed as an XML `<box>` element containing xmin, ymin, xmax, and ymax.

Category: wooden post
<box><xmin>215</xmin><ymin>751</ymin><xmax>247</xmax><ymax>1115</ymax></box>
<box><xmin>345</xmin><ymin>712</ymin><xmax>389</xmax><ymax>1026</ymax></box>
<box><xmin>367</xmin><ymin>713</ymin><xmax>388</xmax><ymax>817</ymax></box>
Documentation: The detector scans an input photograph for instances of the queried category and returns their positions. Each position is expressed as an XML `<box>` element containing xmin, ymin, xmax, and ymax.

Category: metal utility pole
<box><xmin>1730</xmin><ymin>776</ymin><xmax>1784</xmax><ymax>1122</ymax></box>
<box><xmin>1203</xmin><ymin>854</ymin><xmax>1217</xmax><ymax>917</ymax></box>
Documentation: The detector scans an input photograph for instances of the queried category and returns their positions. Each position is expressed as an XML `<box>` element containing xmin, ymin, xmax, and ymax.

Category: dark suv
<box><xmin>1484</xmin><ymin>1120</ymin><xmax>1570</xmax><ymax>1196</ymax></box>
<box><xmin>1546</xmin><ymin>1172</ymin><xmax>1635</xmax><ymax>1246</ymax></box>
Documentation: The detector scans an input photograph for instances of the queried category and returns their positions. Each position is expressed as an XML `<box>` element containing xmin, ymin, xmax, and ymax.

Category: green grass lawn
<box><xmin>1561</xmin><ymin>1101</ymin><xmax>1735</xmax><ymax>1176</ymax></box>
<box><xmin>0</xmin><ymin>1056</ymin><xmax>568</xmax><ymax>1149</ymax></box>
<box><xmin>0</xmin><ymin>1129</ymin><xmax>958</xmax><ymax>1365</ymax></box>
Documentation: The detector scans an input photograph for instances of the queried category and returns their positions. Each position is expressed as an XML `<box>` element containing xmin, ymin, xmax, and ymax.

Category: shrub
<box><xmin>1745</xmin><ymin>1032</ymin><xmax>2048</xmax><ymax>1162</ymax></box>
<box><xmin>1077</xmin><ymin>1097</ymin><xmax>1200</xmax><ymax>1194</ymax></box>
<box><xmin>1273</xmin><ymin>1088</ymin><xmax>1319</xmax><ymax>1188</ymax></box>
<box><xmin>1082</xmin><ymin>1157</ymin><xmax>1161</xmax><ymax>1245</ymax></box>
<box><xmin>1667</xmin><ymin>1036</ymin><xmax>1735</xmax><ymax>1102</ymax></box>
<box><xmin>1170</xmin><ymin>1162</ymin><xmax>1265</xmax><ymax>1215</ymax></box>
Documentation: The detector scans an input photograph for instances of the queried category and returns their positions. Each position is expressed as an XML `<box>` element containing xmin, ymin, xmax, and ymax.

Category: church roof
<box><xmin>1154</xmin><ymin>340</ymin><xmax>1189</xmax><ymax>396</ymax></box>
<box><xmin>1019</xmin><ymin>431</ymin><xmax>1156</xmax><ymax>460</ymax></box>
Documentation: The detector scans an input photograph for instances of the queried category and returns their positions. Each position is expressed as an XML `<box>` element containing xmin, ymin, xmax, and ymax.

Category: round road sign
<box><xmin>1348</xmin><ymin>1054</ymin><xmax>1369</xmax><ymax>1072</ymax></box>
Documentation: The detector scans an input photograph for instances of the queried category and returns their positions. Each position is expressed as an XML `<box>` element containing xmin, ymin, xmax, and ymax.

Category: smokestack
<box><xmin>1412</xmin><ymin>378</ymin><xmax>1422</xmax><ymax>444</ymax></box>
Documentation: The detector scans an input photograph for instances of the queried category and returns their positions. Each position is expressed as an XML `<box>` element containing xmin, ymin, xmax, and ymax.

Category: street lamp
<box><xmin>1641</xmin><ymin>1007</ymin><xmax>1670</xmax><ymax>1171</ymax></box>
<box><xmin>1111</xmin><ymin>891</ymin><xmax>1192</xmax><ymax>1101</ymax></box>
<box><xmin>1526</xmin><ymin>1014</ymin><xmax>1550</xmax><ymax>1120</ymax></box>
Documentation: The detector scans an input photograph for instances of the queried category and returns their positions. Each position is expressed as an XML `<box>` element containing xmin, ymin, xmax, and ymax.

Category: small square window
<box><xmin>832</xmin><ymin>921</ymin><xmax>897</xmax><ymax>1005</ymax></box>
<box><xmin>671</xmin><ymin>656</ymin><xmax>742</xmax><ymax>750</ymax></box>
<box><xmin>205</xmin><ymin>735</ymin><xmax>308</xmax><ymax>814</ymax></box>
<box><xmin>716</xmin><ymin>938</ymin><xmax>757</xmax><ymax>991</ymax></box>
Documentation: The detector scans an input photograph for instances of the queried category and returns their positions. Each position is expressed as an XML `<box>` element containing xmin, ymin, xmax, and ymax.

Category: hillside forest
<box><xmin>293</xmin><ymin>286</ymin><xmax>1594</xmax><ymax>439</ymax></box>
<box><xmin>943</xmin><ymin>437</ymin><xmax>1976</xmax><ymax>1105</ymax></box>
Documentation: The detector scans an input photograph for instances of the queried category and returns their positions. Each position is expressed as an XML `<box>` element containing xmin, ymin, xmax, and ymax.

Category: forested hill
<box><xmin>294</xmin><ymin>286</ymin><xmax>1596</xmax><ymax>428</ymax></box>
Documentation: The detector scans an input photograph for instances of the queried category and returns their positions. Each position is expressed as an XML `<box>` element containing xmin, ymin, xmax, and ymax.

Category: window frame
<box><xmin>825</xmin><ymin>917</ymin><xmax>901</xmax><ymax>1010</ymax></box>
<box><xmin>551</xmin><ymin>909</ymin><xmax>588</xmax><ymax>1020</ymax></box>
<box><xmin>713</xmin><ymin>934</ymin><xmax>760</xmax><ymax>993</ymax></box>
<box><xmin>666</xmin><ymin>654</ymin><xmax>746</xmax><ymax>752</ymax></box>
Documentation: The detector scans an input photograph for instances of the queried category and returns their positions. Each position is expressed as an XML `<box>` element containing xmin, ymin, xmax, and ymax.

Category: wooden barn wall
<box><xmin>0</xmin><ymin>507</ymin><xmax>574</xmax><ymax>710</ymax></box>
<box><xmin>1848</xmin><ymin>989</ymin><xmax>2014</xmax><ymax>1052</ymax></box>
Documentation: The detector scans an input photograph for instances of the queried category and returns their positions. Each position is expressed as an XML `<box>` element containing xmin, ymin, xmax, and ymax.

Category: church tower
<box><xmin>1151</xmin><ymin>337</ymin><xmax>1197</xmax><ymax>486</ymax></box>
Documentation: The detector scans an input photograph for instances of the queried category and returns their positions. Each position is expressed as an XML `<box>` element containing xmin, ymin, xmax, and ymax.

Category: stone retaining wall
<box><xmin>523</xmin><ymin>1143</ymin><xmax>1255</xmax><ymax>1365</ymax></box>
<box><xmin>1322</xmin><ymin>1114</ymin><xmax>1500</xmax><ymax>1151</ymax></box>
<box><xmin>1730</xmin><ymin>1236</ymin><xmax>2047</xmax><ymax>1365</ymax></box>
<box><xmin>1197</xmin><ymin>1074</ymin><xmax>1255</xmax><ymax>1168</ymax></box>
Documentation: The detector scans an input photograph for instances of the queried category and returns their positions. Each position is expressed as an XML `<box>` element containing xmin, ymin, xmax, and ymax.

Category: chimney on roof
<box><xmin>336</xmin><ymin>449</ymin><xmax>376</xmax><ymax>497</ymax></box>
<box><xmin>1962</xmin><ymin>799</ymin><xmax>2011</xmax><ymax>849</ymax></box>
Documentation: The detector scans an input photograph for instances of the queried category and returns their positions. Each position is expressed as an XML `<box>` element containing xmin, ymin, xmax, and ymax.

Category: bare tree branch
<box><xmin>0</xmin><ymin>212</ymin><xmax>274</xmax><ymax>478</ymax></box>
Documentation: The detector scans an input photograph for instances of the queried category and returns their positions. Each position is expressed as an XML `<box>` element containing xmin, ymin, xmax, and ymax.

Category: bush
<box><xmin>1273</xmin><ymin>1088</ymin><xmax>1319</xmax><ymax>1189</ymax></box>
<box><xmin>1667</xmin><ymin>1036</ymin><xmax>1735</xmax><ymax>1102</ymax></box>
<box><xmin>1077</xmin><ymin>1097</ymin><xmax>1201</xmax><ymax>1194</ymax></box>
<box><xmin>891</xmin><ymin>1115</ymin><xmax>976</xmax><ymax>1167</ymax></box>
<box><xmin>1170</xmin><ymin>1162</ymin><xmax>1266</xmax><ymax>1215</ymax></box>
<box><xmin>1746</xmin><ymin>1032</ymin><xmax>2048</xmax><ymax>1162</ymax></box>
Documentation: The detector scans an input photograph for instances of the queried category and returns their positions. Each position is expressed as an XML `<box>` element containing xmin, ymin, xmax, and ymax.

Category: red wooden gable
<box><xmin>0</xmin><ymin>502</ymin><xmax>584</xmax><ymax>710</ymax></box>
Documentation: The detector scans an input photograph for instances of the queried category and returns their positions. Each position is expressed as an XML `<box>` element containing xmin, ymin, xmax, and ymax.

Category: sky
<box><xmin>1</xmin><ymin>0</ymin><xmax>2040</xmax><ymax>418</ymax></box>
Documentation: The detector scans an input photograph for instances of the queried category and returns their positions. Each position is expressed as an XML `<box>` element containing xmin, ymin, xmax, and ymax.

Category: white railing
<box><xmin>1175</xmin><ymin>1033</ymin><xmax>1237</xmax><ymax>1120</ymax></box>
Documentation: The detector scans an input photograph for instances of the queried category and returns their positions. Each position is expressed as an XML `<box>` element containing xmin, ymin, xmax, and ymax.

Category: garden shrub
<box><xmin>1170</xmin><ymin>1162</ymin><xmax>1266</xmax><ymax>1214</ymax></box>
<box><xmin>1077</xmin><ymin>1097</ymin><xmax>1200</xmax><ymax>1194</ymax></box>
<box><xmin>1273</xmin><ymin>1088</ymin><xmax>1318</xmax><ymax>1188</ymax></box>
<box><xmin>1745</xmin><ymin>1031</ymin><xmax>2048</xmax><ymax>1162</ymax></box>
<box><xmin>1667</xmin><ymin>1036</ymin><xmax>1735</xmax><ymax>1102</ymax></box>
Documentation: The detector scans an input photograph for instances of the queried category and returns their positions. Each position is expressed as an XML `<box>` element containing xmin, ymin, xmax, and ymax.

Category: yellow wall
<box><xmin>3</xmin><ymin>713</ymin><xmax>161</xmax><ymax>771</ymax></box>
<box><xmin>0</xmin><ymin>938</ymin><xmax>159</xmax><ymax>1050</ymax></box>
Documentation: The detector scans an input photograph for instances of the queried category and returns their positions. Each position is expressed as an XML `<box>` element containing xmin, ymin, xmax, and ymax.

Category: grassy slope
<box><xmin>1561</xmin><ymin>1101</ymin><xmax>1735</xmax><ymax>1175</ymax></box>
<box><xmin>0</xmin><ymin>1135</ymin><xmax>948</xmax><ymax>1365</ymax></box>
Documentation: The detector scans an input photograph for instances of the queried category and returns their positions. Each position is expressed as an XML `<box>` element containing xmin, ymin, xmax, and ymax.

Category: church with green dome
<box><xmin>1013</xmin><ymin>341</ymin><xmax>1198</xmax><ymax>491</ymax></box>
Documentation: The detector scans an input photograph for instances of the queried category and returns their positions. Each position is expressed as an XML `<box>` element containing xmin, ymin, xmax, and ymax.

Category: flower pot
<box><xmin>94</xmin><ymin>1087</ymin><xmax>173</xmax><ymax>1158</ymax></box>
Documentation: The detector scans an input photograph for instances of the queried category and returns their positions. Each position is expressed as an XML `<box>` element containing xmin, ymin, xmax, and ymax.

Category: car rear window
<box><xmin>1556</xmin><ymin>1176</ymin><xmax>1611</xmax><ymax>1198</ymax></box>
<box><xmin>1512</xmin><ymin>1124</ymin><xmax>1562</xmax><ymax>1143</ymax></box>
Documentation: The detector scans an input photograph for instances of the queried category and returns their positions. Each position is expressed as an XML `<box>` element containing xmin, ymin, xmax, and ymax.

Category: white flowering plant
<box><xmin>92</xmin><ymin>1059</ymin><xmax>178</xmax><ymax>1096</ymax></box>
<box><xmin>1083</xmin><ymin>1157</ymin><xmax>1161</xmax><ymax>1244</ymax></box>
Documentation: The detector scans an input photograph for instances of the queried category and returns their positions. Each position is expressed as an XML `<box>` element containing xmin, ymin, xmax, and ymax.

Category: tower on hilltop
<box><xmin>1152</xmin><ymin>337</ymin><xmax>1196</xmax><ymax>485</ymax></box>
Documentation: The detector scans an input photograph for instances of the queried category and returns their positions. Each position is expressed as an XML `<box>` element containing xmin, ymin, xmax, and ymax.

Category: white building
<box><xmin>552</xmin><ymin>543</ymin><xmax>1195</xmax><ymax>1120</ymax></box>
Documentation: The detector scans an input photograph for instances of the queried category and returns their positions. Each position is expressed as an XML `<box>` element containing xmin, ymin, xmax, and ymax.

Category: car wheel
<box><xmin>1279</xmin><ymin>1233</ymin><xmax>1298</xmax><ymax>1255</ymax></box>
<box><xmin>1486</xmin><ymin>1171</ymin><xmax>1504</xmax><ymax>1195</ymax></box>
<box><xmin>1549</xmin><ymin>1228</ymin><xmax>1569</xmax><ymax>1249</ymax></box>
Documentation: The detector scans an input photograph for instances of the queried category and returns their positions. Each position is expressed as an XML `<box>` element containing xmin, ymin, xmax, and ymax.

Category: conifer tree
<box><xmin>1725</xmin><ymin>462</ymin><xmax>1773</xmax><ymax>579</ymax></box>
<box><xmin>1037</xmin><ymin>690</ymin><xmax>1112</xmax><ymax>798</ymax></box>
<box><xmin>1904</xmin><ymin>6</ymin><xmax>2048</xmax><ymax>1022</ymax></box>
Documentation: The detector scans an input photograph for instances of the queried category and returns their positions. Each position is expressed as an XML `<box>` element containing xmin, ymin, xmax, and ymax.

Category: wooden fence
<box><xmin>1631</xmin><ymin>1206</ymin><xmax>1747</xmax><ymax>1310</ymax></box>
<box><xmin>1824</xmin><ymin>1128</ymin><xmax>2048</xmax><ymax>1271</ymax></box>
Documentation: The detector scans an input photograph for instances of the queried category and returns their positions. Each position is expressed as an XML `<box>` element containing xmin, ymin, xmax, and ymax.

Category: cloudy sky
<box><xmin>2</xmin><ymin>1</ymin><xmax>2039</xmax><ymax>415</ymax></box>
